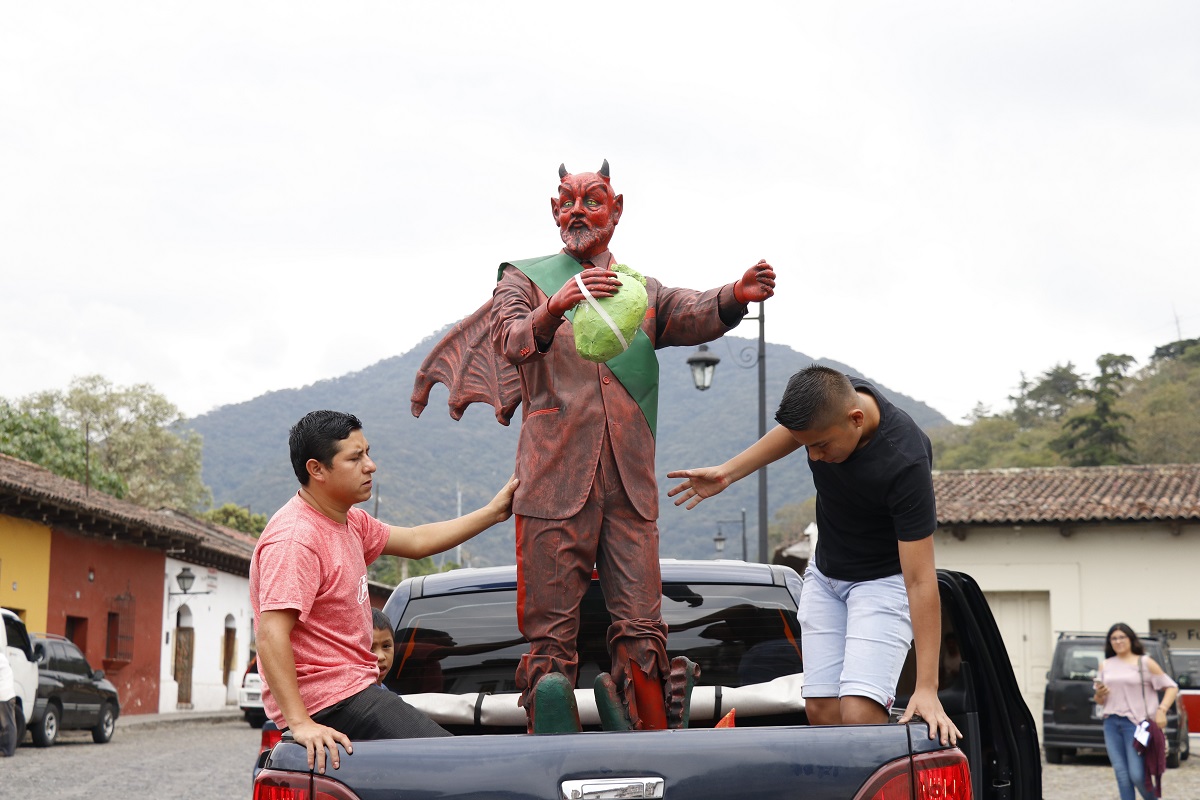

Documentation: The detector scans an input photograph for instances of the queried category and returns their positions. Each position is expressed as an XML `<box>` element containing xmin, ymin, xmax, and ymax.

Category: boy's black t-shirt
<box><xmin>809</xmin><ymin>378</ymin><xmax>937</xmax><ymax>582</ymax></box>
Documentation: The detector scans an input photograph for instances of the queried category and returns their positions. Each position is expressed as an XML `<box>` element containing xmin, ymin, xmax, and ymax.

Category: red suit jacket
<box><xmin>491</xmin><ymin>253</ymin><xmax>741</xmax><ymax>521</ymax></box>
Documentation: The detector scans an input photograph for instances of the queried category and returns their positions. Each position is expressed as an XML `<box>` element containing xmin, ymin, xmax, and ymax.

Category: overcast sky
<box><xmin>3</xmin><ymin>2</ymin><xmax>1198</xmax><ymax>425</ymax></box>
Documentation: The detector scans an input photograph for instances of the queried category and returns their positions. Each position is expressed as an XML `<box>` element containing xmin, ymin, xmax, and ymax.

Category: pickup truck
<box><xmin>251</xmin><ymin>560</ymin><xmax>1041</xmax><ymax>799</ymax></box>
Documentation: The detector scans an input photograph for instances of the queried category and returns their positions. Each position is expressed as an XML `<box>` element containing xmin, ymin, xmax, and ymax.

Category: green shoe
<box><xmin>530</xmin><ymin>673</ymin><xmax>582</xmax><ymax>734</ymax></box>
<box><xmin>594</xmin><ymin>673</ymin><xmax>634</xmax><ymax>731</ymax></box>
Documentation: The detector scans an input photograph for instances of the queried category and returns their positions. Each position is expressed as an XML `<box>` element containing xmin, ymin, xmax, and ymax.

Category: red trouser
<box><xmin>514</xmin><ymin>433</ymin><xmax>668</xmax><ymax>710</ymax></box>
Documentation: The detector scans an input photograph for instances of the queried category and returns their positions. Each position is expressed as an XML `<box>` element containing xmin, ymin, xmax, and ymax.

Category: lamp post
<box><xmin>688</xmin><ymin>302</ymin><xmax>768</xmax><ymax>563</ymax></box>
<box><xmin>716</xmin><ymin>509</ymin><xmax>748</xmax><ymax>561</ymax></box>
<box><xmin>168</xmin><ymin>566</ymin><xmax>213</xmax><ymax>597</ymax></box>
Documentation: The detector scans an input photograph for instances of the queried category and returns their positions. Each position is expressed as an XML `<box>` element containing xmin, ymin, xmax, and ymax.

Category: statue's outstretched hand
<box><xmin>733</xmin><ymin>260</ymin><xmax>776</xmax><ymax>304</ymax></box>
<box><xmin>547</xmin><ymin>267</ymin><xmax>622</xmax><ymax>318</ymax></box>
<box><xmin>666</xmin><ymin>468</ymin><xmax>729</xmax><ymax>510</ymax></box>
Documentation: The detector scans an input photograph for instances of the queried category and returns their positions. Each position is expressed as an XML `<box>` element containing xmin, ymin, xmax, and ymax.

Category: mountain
<box><xmin>189</xmin><ymin>328</ymin><xmax>949</xmax><ymax>568</ymax></box>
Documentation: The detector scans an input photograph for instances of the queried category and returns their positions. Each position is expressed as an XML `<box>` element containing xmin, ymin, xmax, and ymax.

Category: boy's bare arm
<box><xmin>668</xmin><ymin>425</ymin><xmax>800</xmax><ymax>509</ymax></box>
<box><xmin>895</xmin><ymin>537</ymin><xmax>962</xmax><ymax>746</ymax></box>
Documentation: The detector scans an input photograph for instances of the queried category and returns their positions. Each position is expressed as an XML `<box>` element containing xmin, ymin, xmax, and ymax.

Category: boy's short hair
<box><xmin>371</xmin><ymin>608</ymin><xmax>393</xmax><ymax>632</ymax></box>
<box><xmin>288</xmin><ymin>410</ymin><xmax>364</xmax><ymax>485</ymax></box>
<box><xmin>774</xmin><ymin>366</ymin><xmax>858</xmax><ymax>431</ymax></box>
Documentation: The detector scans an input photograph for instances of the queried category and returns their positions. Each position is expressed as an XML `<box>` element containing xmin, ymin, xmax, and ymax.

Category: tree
<box><xmin>769</xmin><ymin>497</ymin><xmax>816</xmax><ymax>552</ymax></box>
<box><xmin>1010</xmin><ymin>363</ymin><xmax>1085</xmax><ymax>427</ymax></box>
<box><xmin>1050</xmin><ymin>354</ymin><xmax>1136</xmax><ymax>467</ymax></box>
<box><xmin>931</xmin><ymin>414</ymin><xmax>1062</xmax><ymax>470</ymax></box>
<box><xmin>1123</xmin><ymin>348</ymin><xmax>1200</xmax><ymax>464</ymax></box>
<box><xmin>0</xmin><ymin>399</ymin><xmax>128</xmax><ymax>496</ymax></box>
<box><xmin>18</xmin><ymin>375</ymin><xmax>212</xmax><ymax>511</ymax></box>
<box><xmin>202</xmin><ymin>503</ymin><xmax>269</xmax><ymax>535</ymax></box>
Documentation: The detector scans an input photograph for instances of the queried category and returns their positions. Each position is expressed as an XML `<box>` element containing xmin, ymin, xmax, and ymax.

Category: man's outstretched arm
<box><xmin>382</xmin><ymin>475</ymin><xmax>517</xmax><ymax>559</ymax></box>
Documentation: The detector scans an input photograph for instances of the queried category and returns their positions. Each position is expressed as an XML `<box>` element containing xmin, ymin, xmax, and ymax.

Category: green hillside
<box><xmin>190</xmin><ymin>328</ymin><xmax>948</xmax><ymax>567</ymax></box>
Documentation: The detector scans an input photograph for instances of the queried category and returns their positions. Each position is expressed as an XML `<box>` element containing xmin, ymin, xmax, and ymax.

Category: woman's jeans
<box><xmin>1103</xmin><ymin>714</ymin><xmax>1153</xmax><ymax>800</ymax></box>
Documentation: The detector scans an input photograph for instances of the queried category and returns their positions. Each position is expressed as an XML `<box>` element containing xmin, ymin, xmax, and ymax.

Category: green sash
<box><xmin>499</xmin><ymin>253</ymin><xmax>660</xmax><ymax>438</ymax></box>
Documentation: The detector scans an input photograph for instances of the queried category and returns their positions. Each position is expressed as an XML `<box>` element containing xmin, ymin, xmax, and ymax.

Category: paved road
<box><xmin>2</xmin><ymin>710</ymin><xmax>260</xmax><ymax>799</ymax></box>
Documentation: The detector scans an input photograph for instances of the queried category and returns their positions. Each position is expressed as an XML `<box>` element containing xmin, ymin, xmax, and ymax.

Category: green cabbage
<box><xmin>573</xmin><ymin>264</ymin><xmax>648</xmax><ymax>363</ymax></box>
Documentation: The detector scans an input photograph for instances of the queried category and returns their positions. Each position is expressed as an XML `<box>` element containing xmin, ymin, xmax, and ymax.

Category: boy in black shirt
<box><xmin>668</xmin><ymin>366</ymin><xmax>960</xmax><ymax>745</ymax></box>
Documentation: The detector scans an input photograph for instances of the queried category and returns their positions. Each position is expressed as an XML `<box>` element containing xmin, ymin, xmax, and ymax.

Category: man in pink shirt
<box><xmin>250</xmin><ymin>410</ymin><xmax>517</xmax><ymax>774</ymax></box>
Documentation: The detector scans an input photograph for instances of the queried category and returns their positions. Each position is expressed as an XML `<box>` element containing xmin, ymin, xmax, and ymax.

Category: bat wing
<box><xmin>411</xmin><ymin>298</ymin><xmax>521</xmax><ymax>425</ymax></box>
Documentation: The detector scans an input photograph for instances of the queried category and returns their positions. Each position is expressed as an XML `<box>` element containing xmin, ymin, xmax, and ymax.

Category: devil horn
<box><xmin>558</xmin><ymin>163</ymin><xmax>569</xmax><ymax>180</ymax></box>
<box><xmin>599</xmin><ymin>159</ymin><xmax>610</xmax><ymax>179</ymax></box>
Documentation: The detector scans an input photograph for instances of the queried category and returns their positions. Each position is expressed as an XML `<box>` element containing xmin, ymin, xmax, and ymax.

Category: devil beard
<box><xmin>560</xmin><ymin>219</ymin><xmax>616</xmax><ymax>259</ymax></box>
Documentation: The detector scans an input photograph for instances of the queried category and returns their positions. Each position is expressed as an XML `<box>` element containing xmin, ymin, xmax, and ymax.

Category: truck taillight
<box><xmin>260</xmin><ymin>723</ymin><xmax>283</xmax><ymax>754</ymax></box>
<box><xmin>253</xmin><ymin>770</ymin><xmax>363</xmax><ymax>800</ymax></box>
<box><xmin>853</xmin><ymin>749</ymin><xmax>972</xmax><ymax>800</ymax></box>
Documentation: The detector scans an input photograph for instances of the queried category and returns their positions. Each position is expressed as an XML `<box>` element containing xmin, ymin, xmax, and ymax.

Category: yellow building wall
<box><xmin>0</xmin><ymin>514</ymin><xmax>51</xmax><ymax>631</ymax></box>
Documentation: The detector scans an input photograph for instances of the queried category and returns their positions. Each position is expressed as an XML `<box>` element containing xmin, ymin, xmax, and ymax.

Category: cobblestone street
<box><xmin>1042</xmin><ymin>739</ymin><xmax>1200</xmax><ymax>800</ymax></box>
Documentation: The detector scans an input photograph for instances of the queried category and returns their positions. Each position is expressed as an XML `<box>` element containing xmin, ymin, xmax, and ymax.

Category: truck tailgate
<box><xmin>261</xmin><ymin>724</ymin><xmax>936</xmax><ymax>800</ymax></box>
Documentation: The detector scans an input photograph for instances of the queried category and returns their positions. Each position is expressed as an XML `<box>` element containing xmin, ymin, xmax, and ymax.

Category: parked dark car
<box><xmin>28</xmin><ymin>633</ymin><xmax>121</xmax><ymax>746</ymax></box>
<box><xmin>1043</xmin><ymin>630</ymin><xmax>1190</xmax><ymax>767</ymax></box>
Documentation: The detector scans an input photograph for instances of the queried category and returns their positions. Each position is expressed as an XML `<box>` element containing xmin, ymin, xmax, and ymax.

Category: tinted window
<box><xmin>387</xmin><ymin>583</ymin><xmax>803</xmax><ymax>695</ymax></box>
<box><xmin>3</xmin><ymin>615</ymin><xmax>33</xmax><ymax>660</ymax></box>
<box><xmin>1173</xmin><ymin>652</ymin><xmax>1200</xmax><ymax>688</ymax></box>
<box><xmin>1054</xmin><ymin>642</ymin><xmax>1105</xmax><ymax>680</ymax></box>
<box><xmin>61</xmin><ymin>642</ymin><xmax>93</xmax><ymax>676</ymax></box>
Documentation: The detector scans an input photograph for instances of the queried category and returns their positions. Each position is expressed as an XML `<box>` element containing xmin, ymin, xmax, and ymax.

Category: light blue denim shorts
<box><xmin>797</xmin><ymin>562</ymin><xmax>912</xmax><ymax>710</ymax></box>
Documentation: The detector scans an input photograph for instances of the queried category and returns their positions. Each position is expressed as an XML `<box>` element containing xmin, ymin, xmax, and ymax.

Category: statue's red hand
<box><xmin>733</xmin><ymin>260</ymin><xmax>776</xmax><ymax>304</ymax></box>
<box><xmin>547</xmin><ymin>268</ymin><xmax>622</xmax><ymax>318</ymax></box>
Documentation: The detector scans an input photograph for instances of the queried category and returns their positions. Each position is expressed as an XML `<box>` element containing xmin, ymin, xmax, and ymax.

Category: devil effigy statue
<box><xmin>411</xmin><ymin>160</ymin><xmax>775</xmax><ymax>733</ymax></box>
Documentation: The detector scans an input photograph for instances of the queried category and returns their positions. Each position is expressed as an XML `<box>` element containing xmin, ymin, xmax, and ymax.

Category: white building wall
<box><xmin>158</xmin><ymin>558</ymin><xmax>254</xmax><ymax>714</ymax></box>
<box><xmin>932</xmin><ymin>520</ymin><xmax>1200</xmax><ymax>720</ymax></box>
<box><xmin>933</xmin><ymin>521</ymin><xmax>1200</xmax><ymax>637</ymax></box>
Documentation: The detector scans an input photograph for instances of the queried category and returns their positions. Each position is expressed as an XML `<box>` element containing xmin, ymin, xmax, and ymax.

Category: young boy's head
<box><xmin>371</xmin><ymin>608</ymin><xmax>395</xmax><ymax>684</ymax></box>
<box><xmin>775</xmin><ymin>366</ymin><xmax>866</xmax><ymax>464</ymax></box>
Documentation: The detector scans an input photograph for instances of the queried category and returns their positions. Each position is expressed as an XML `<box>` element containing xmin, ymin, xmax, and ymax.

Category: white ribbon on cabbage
<box><xmin>574</xmin><ymin>272</ymin><xmax>630</xmax><ymax>353</ymax></box>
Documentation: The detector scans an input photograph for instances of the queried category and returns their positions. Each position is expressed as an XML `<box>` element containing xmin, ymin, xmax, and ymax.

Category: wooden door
<box><xmin>222</xmin><ymin>626</ymin><xmax>237</xmax><ymax>687</ymax></box>
<box><xmin>175</xmin><ymin>627</ymin><xmax>194</xmax><ymax>707</ymax></box>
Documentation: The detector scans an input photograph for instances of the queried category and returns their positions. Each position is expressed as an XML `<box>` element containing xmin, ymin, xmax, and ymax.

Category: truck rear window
<box><xmin>387</xmin><ymin>583</ymin><xmax>803</xmax><ymax>695</ymax></box>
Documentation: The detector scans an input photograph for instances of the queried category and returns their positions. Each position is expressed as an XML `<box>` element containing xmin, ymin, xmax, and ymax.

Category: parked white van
<box><xmin>2</xmin><ymin>607</ymin><xmax>38</xmax><ymax>744</ymax></box>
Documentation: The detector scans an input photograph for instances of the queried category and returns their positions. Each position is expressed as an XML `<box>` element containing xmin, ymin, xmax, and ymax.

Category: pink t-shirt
<box><xmin>1099</xmin><ymin>654</ymin><xmax>1178</xmax><ymax>724</ymax></box>
<box><xmin>249</xmin><ymin>493</ymin><xmax>390</xmax><ymax>725</ymax></box>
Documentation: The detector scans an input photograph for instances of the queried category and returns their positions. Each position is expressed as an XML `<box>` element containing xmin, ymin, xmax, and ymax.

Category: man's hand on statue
<box><xmin>733</xmin><ymin>260</ymin><xmax>776</xmax><ymax>304</ymax></box>
<box><xmin>547</xmin><ymin>267</ymin><xmax>622</xmax><ymax>318</ymax></box>
<box><xmin>666</xmin><ymin>468</ymin><xmax>729</xmax><ymax>510</ymax></box>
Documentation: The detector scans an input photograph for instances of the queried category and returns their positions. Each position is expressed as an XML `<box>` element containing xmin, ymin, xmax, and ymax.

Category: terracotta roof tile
<box><xmin>934</xmin><ymin>464</ymin><xmax>1200</xmax><ymax>525</ymax></box>
<box><xmin>0</xmin><ymin>452</ymin><xmax>254</xmax><ymax>572</ymax></box>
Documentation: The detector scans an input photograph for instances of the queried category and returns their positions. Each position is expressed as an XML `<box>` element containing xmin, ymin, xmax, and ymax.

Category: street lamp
<box><xmin>716</xmin><ymin>509</ymin><xmax>748</xmax><ymax>561</ymax></box>
<box><xmin>689</xmin><ymin>302</ymin><xmax>769</xmax><ymax>563</ymax></box>
<box><xmin>168</xmin><ymin>566</ymin><xmax>213</xmax><ymax>597</ymax></box>
<box><xmin>686</xmin><ymin>345</ymin><xmax>720</xmax><ymax>391</ymax></box>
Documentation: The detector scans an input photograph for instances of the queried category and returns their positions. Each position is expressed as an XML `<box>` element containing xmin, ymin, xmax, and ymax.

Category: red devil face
<box><xmin>551</xmin><ymin>161</ymin><xmax>623</xmax><ymax>261</ymax></box>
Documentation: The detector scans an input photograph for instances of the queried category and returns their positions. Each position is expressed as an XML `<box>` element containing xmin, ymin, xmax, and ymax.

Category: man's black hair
<box><xmin>289</xmin><ymin>410</ymin><xmax>363</xmax><ymax>485</ymax></box>
<box><xmin>774</xmin><ymin>365</ymin><xmax>857</xmax><ymax>431</ymax></box>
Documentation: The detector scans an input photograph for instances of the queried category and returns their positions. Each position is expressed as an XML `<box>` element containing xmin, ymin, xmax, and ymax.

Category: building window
<box><xmin>105</xmin><ymin>592</ymin><xmax>135</xmax><ymax>664</ymax></box>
